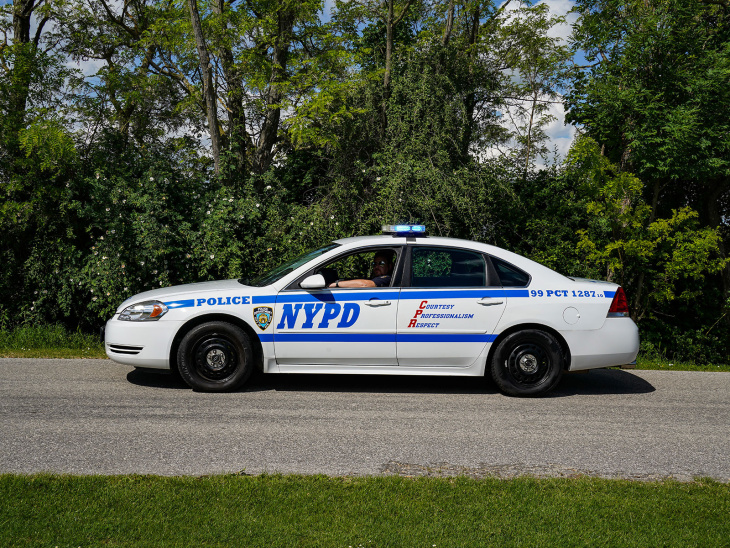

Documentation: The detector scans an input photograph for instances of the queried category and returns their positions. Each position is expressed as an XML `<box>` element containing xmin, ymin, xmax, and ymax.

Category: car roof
<box><xmin>332</xmin><ymin>235</ymin><xmax>566</xmax><ymax>280</ymax></box>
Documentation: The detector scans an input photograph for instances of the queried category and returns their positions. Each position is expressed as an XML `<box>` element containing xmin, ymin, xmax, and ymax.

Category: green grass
<box><xmin>0</xmin><ymin>324</ymin><xmax>106</xmax><ymax>359</ymax></box>
<box><xmin>1</xmin><ymin>474</ymin><xmax>728</xmax><ymax>547</ymax></box>
<box><xmin>634</xmin><ymin>355</ymin><xmax>730</xmax><ymax>372</ymax></box>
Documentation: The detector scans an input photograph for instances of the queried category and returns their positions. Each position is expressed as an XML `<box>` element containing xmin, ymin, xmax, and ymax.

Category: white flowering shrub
<box><xmin>4</xmin><ymin>145</ymin><xmax>359</xmax><ymax>330</ymax></box>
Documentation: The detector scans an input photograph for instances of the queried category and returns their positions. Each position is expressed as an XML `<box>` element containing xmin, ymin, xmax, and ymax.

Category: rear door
<box><xmin>396</xmin><ymin>246</ymin><xmax>506</xmax><ymax>367</ymax></box>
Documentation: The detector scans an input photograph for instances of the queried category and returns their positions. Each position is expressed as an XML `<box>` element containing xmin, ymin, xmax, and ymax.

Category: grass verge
<box><xmin>1</xmin><ymin>474</ymin><xmax>728</xmax><ymax>547</ymax></box>
<box><xmin>634</xmin><ymin>355</ymin><xmax>730</xmax><ymax>372</ymax></box>
<box><xmin>0</xmin><ymin>324</ymin><xmax>105</xmax><ymax>359</ymax></box>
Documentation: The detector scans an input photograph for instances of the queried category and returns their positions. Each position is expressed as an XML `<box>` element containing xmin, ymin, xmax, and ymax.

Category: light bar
<box><xmin>382</xmin><ymin>224</ymin><xmax>427</xmax><ymax>235</ymax></box>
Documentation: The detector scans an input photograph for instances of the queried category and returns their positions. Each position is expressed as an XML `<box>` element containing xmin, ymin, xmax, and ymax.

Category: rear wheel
<box><xmin>177</xmin><ymin>322</ymin><xmax>253</xmax><ymax>392</ymax></box>
<box><xmin>490</xmin><ymin>329</ymin><xmax>564</xmax><ymax>397</ymax></box>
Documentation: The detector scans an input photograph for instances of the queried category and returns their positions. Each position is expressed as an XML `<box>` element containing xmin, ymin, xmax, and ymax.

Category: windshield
<box><xmin>240</xmin><ymin>243</ymin><xmax>340</xmax><ymax>287</ymax></box>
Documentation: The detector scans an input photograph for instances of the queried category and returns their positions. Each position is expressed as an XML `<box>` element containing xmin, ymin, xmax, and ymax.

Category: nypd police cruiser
<box><xmin>104</xmin><ymin>225</ymin><xmax>639</xmax><ymax>396</ymax></box>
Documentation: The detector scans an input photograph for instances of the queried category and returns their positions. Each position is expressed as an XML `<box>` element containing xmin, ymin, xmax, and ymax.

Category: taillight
<box><xmin>607</xmin><ymin>287</ymin><xmax>629</xmax><ymax>317</ymax></box>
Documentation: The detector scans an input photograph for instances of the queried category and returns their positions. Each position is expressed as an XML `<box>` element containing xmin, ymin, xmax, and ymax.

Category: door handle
<box><xmin>365</xmin><ymin>299</ymin><xmax>391</xmax><ymax>307</ymax></box>
<box><xmin>478</xmin><ymin>298</ymin><xmax>504</xmax><ymax>306</ymax></box>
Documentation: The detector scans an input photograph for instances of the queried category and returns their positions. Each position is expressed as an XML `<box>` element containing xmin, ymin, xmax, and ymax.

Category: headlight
<box><xmin>118</xmin><ymin>300</ymin><xmax>169</xmax><ymax>321</ymax></box>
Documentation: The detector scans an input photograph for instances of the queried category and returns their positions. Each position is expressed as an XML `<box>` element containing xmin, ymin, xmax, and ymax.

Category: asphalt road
<box><xmin>1</xmin><ymin>358</ymin><xmax>728</xmax><ymax>481</ymax></box>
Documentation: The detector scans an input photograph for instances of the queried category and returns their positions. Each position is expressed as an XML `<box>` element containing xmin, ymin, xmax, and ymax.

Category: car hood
<box><xmin>117</xmin><ymin>279</ymin><xmax>259</xmax><ymax>310</ymax></box>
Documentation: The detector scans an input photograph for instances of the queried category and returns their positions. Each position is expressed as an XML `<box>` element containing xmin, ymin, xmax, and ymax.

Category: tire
<box><xmin>177</xmin><ymin>321</ymin><xmax>253</xmax><ymax>392</ymax></box>
<box><xmin>490</xmin><ymin>329</ymin><xmax>564</xmax><ymax>397</ymax></box>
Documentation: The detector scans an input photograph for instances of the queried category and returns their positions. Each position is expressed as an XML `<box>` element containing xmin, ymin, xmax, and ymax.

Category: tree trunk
<box><xmin>187</xmin><ymin>0</ymin><xmax>222</xmax><ymax>174</ymax></box>
<box><xmin>460</xmin><ymin>7</ymin><xmax>481</xmax><ymax>158</ymax></box>
<box><xmin>211</xmin><ymin>0</ymin><xmax>250</xmax><ymax>176</ymax></box>
<box><xmin>705</xmin><ymin>182</ymin><xmax>730</xmax><ymax>313</ymax></box>
<box><xmin>524</xmin><ymin>89</ymin><xmax>538</xmax><ymax>175</ymax></box>
<box><xmin>13</xmin><ymin>0</ymin><xmax>34</xmax><ymax>45</ymax></box>
<box><xmin>442</xmin><ymin>0</ymin><xmax>455</xmax><ymax>46</ymax></box>
<box><xmin>253</xmin><ymin>8</ymin><xmax>295</xmax><ymax>174</ymax></box>
<box><xmin>384</xmin><ymin>0</ymin><xmax>395</xmax><ymax>94</ymax></box>
<box><xmin>380</xmin><ymin>0</ymin><xmax>414</xmax><ymax>135</ymax></box>
<box><xmin>380</xmin><ymin>0</ymin><xmax>395</xmax><ymax>134</ymax></box>
<box><xmin>7</xmin><ymin>0</ymin><xmax>44</xmax><ymax>145</ymax></box>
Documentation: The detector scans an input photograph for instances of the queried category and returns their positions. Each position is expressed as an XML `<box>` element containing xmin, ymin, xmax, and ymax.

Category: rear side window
<box><xmin>411</xmin><ymin>247</ymin><xmax>486</xmax><ymax>287</ymax></box>
<box><xmin>490</xmin><ymin>256</ymin><xmax>530</xmax><ymax>287</ymax></box>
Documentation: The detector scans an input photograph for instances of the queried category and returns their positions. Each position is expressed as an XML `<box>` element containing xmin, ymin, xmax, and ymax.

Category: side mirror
<box><xmin>300</xmin><ymin>274</ymin><xmax>327</xmax><ymax>289</ymax></box>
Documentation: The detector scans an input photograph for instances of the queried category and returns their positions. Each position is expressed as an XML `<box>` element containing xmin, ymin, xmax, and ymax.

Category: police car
<box><xmin>104</xmin><ymin>225</ymin><xmax>639</xmax><ymax>396</ymax></box>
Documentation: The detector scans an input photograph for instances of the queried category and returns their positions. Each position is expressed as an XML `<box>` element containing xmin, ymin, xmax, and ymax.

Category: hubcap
<box><xmin>518</xmin><ymin>353</ymin><xmax>538</xmax><ymax>374</ymax></box>
<box><xmin>205</xmin><ymin>349</ymin><xmax>227</xmax><ymax>371</ymax></box>
<box><xmin>506</xmin><ymin>342</ymin><xmax>551</xmax><ymax>386</ymax></box>
<box><xmin>193</xmin><ymin>335</ymin><xmax>238</xmax><ymax>381</ymax></box>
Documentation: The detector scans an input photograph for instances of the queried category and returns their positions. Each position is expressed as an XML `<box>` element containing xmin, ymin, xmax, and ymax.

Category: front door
<box><xmin>273</xmin><ymin>247</ymin><xmax>401</xmax><ymax>365</ymax></box>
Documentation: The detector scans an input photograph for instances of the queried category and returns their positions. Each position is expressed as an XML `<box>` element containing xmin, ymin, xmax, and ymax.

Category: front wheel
<box><xmin>177</xmin><ymin>322</ymin><xmax>253</xmax><ymax>392</ymax></box>
<box><xmin>490</xmin><ymin>329</ymin><xmax>564</xmax><ymax>397</ymax></box>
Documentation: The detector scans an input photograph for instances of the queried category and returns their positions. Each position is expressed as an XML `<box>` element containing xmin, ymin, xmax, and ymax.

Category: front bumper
<box><xmin>104</xmin><ymin>316</ymin><xmax>184</xmax><ymax>369</ymax></box>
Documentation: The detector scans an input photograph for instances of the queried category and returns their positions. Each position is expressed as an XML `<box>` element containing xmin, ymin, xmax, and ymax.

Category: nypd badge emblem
<box><xmin>253</xmin><ymin>306</ymin><xmax>273</xmax><ymax>330</ymax></box>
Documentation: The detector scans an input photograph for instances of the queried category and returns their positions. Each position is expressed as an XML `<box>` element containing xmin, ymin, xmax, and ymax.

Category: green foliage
<box><xmin>565</xmin><ymin>0</ymin><xmax>730</xmax><ymax>359</ymax></box>
<box><xmin>570</xmin><ymin>137</ymin><xmax>727</xmax><ymax>322</ymax></box>
<box><xmin>18</xmin><ymin>119</ymin><xmax>78</xmax><ymax>173</ymax></box>
<box><xmin>0</xmin><ymin>0</ymin><xmax>727</xmax><ymax>362</ymax></box>
<box><xmin>567</xmin><ymin>0</ymin><xmax>730</xmax><ymax>184</ymax></box>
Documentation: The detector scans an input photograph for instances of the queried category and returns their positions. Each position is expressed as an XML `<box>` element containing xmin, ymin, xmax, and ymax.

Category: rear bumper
<box><xmin>562</xmin><ymin>318</ymin><xmax>640</xmax><ymax>371</ymax></box>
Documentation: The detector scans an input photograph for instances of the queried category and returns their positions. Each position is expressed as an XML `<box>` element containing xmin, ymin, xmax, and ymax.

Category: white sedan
<box><xmin>104</xmin><ymin>225</ymin><xmax>639</xmax><ymax>396</ymax></box>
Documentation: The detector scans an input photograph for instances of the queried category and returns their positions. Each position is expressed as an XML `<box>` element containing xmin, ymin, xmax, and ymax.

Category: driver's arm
<box><xmin>328</xmin><ymin>279</ymin><xmax>376</xmax><ymax>288</ymax></box>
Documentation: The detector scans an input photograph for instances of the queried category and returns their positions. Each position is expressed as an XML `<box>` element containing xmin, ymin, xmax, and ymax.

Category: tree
<box><xmin>62</xmin><ymin>0</ymin><xmax>194</xmax><ymax>149</ymax></box>
<box><xmin>568</xmin><ymin>136</ymin><xmax>727</xmax><ymax>324</ymax></box>
<box><xmin>149</xmin><ymin>0</ymin><xmax>327</xmax><ymax>178</ymax></box>
<box><xmin>187</xmin><ymin>0</ymin><xmax>222</xmax><ymax>173</ymax></box>
<box><xmin>495</xmin><ymin>2</ymin><xmax>570</xmax><ymax>172</ymax></box>
<box><xmin>566</xmin><ymin>0</ymin><xmax>730</xmax><ymax>301</ymax></box>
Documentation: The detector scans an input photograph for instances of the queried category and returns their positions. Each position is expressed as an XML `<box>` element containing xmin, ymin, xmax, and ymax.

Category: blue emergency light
<box><xmin>382</xmin><ymin>224</ymin><xmax>427</xmax><ymax>235</ymax></box>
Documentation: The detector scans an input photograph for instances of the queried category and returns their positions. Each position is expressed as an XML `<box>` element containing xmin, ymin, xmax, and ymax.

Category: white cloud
<box><xmin>538</xmin><ymin>0</ymin><xmax>578</xmax><ymax>42</ymax></box>
<box><xmin>536</xmin><ymin>0</ymin><xmax>578</xmax><ymax>165</ymax></box>
<box><xmin>484</xmin><ymin>0</ymin><xmax>578</xmax><ymax>168</ymax></box>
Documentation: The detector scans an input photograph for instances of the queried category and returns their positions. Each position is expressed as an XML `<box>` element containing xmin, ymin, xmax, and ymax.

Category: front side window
<box><xmin>317</xmin><ymin>247</ymin><xmax>401</xmax><ymax>288</ymax></box>
<box><xmin>243</xmin><ymin>243</ymin><xmax>340</xmax><ymax>287</ymax></box>
<box><xmin>411</xmin><ymin>247</ymin><xmax>486</xmax><ymax>287</ymax></box>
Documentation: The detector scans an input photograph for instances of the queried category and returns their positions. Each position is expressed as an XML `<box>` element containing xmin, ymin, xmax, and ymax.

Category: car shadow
<box><xmin>249</xmin><ymin>373</ymin><xmax>496</xmax><ymax>395</ymax></box>
<box><xmin>126</xmin><ymin>368</ymin><xmax>189</xmax><ymax>390</ymax></box>
<box><xmin>245</xmin><ymin>367</ymin><xmax>656</xmax><ymax>396</ymax></box>
<box><xmin>126</xmin><ymin>367</ymin><xmax>655</xmax><ymax>396</ymax></box>
<box><xmin>547</xmin><ymin>368</ymin><xmax>656</xmax><ymax>397</ymax></box>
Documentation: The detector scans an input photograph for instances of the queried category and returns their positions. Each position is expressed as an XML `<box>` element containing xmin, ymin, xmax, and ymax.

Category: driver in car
<box><xmin>329</xmin><ymin>251</ymin><xmax>394</xmax><ymax>288</ymax></box>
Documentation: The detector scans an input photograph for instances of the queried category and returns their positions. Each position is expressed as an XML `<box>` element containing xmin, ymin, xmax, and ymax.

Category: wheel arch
<box><xmin>486</xmin><ymin>323</ymin><xmax>571</xmax><ymax>372</ymax></box>
<box><xmin>169</xmin><ymin>313</ymin><xmax>264</xmax><ymax>374</ymax></box>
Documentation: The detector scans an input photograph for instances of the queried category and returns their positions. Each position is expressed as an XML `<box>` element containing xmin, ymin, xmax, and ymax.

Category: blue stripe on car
<box><xmin>397</xmin><ymin>334</ymin><xmax>497</xmax><ymax>343</ymax></box>
<box><xmin>165</xmin><ymin>288</ymin><xmax>530</xmax><ymax>309</ymax></box>
<box><xmin>262</xmin><ymin>333</ymin><xmax>496</xmax><ymax>343</ymax></box>
<box><xmin>163</xmin><ymin>299</ymin><xmax>196</xmax><ymax>308</ymax></box>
